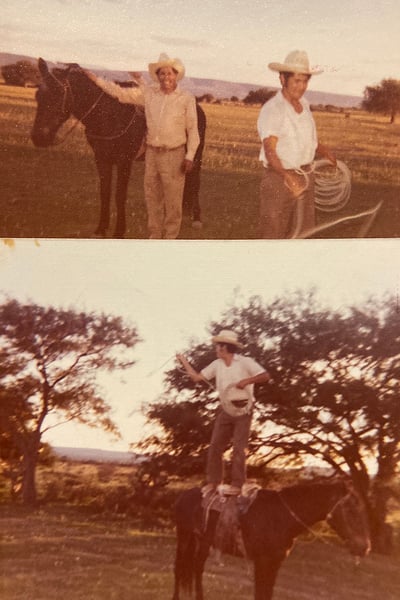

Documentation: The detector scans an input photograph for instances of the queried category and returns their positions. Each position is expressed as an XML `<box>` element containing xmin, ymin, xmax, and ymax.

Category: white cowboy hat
<box><xmin>148</xmin><ymin>53</ymin><xmax>185</xmax><ymax>82</ymax></box>
<box><xmin>212</xmin><ymin>329</ymin><xmax>244</xmax><ymax>348</ymax></box>
<box><xmin>268</xmin><ymin>50</ymin><xmax>323</xmax><ymax>75</ymax></box>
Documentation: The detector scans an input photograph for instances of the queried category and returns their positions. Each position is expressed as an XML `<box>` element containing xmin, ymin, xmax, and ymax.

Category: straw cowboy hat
<box><xmin>148</xmin><ymin>53</ymin><xmax>185</xmax><ymax>82</ymax></box>
<box><xmin>268</xmin><ymin>50</ymin><xmax>323</xmax><ymax>75</ymax></box>
<box><xmin>212</xmin><ymin>330</ymin><xmax>244</xmax><ymax>348</ymax></box>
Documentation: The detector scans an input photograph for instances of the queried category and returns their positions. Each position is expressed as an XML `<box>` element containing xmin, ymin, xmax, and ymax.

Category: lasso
<box><xmin>314</xmin><ymin>159</ymin><xmax>352</xmax><ymax>212</ymax></box>
<box><xmin>289</xmin><ymin>159</ymin><xmax>353</xmax><ymax>238</ymax></box>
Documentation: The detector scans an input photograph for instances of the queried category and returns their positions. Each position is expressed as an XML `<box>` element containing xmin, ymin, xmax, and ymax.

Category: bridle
<box><xmin>41</xmin><ymin>68</ymin><xmax>140</xmax><ymax>144</ymax></box>
<box><xmin>277</xmin><ymin>488</ymin><xmax>354</xmax><ymax>546</ymax></box>
<box><xmin>326</xmin><ymin>489</ymin><xmax>354</xmax><ymax>522</ymax></box>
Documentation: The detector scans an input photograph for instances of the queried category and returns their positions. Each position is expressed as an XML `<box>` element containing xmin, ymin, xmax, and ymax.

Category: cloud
<box><xmin>150</xmin><ymin>35</ymin><xmax>211</xmax><ymax>49</ymax></box>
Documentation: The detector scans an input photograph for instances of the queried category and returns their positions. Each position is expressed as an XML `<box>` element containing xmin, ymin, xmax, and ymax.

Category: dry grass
<box><xmin>1</xmin><ymin>460</ymin><xmax>400</xmax><ymax>599</ymax></box>
<box><xmin>1</xmin><ymin>503</ymin><xmax>400</xmax><ymax>600</ymax></box>
<box><xmin>0</xmin><ymin>84</ymin><xmax>400</xmax><ymax>238</ymax></box>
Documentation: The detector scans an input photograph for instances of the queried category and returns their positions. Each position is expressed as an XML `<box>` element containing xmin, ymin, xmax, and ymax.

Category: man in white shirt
<box><xmin>89</xmin><ymin>53</ymin><xmax>199</xmax><ymax>239</ymax></box>
<box><xmin>177</xmin><ymin>329</ymin><xmax>270</xmax><ymax>495</ymax></box>
<box><xmin>257</xmin><ymin>50</ymin><xmax>336</xmax><ymax>238</ymax></box>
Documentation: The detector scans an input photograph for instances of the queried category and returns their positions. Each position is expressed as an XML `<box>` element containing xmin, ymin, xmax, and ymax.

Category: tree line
<box><xmin>1</xmin><ymin>291</ymin><xmax>399</xmax><ymax>554</ymax></box>
<box><xmin>1</xmin><ymin>60</ymin><xmax>40</xmax><ymax>87</ymax></box>
<box><xmin>2</xmin><ymin>59</ymin><xmax>399</xmax><ymax>122</ymax></box>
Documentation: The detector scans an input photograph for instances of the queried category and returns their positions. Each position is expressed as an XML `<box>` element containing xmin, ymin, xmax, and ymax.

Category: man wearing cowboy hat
<box><xmin>88</xmin><ymin>53</ymin><xmax>199</xmax><ymax>239</ymax></box>
<box><xmin>257</xmin><ymin>50</ymin><xmax>336</xmax><ymax>238</ymax></box>
<box><xmin>143</xmin><ymin>54</ymin><xmax>200</xmax><ymax>238</ymax></box>
<box><xmin>177</xmin><ymin>330</ymin><xmax>270</xmax><ymax>496</ymax></box>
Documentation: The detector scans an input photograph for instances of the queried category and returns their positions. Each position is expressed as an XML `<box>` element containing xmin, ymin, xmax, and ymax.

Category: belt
<box><xmin>147</xmin><ymin>144</ymin><xmax>185</xmax><ymax>153</ymax></box>
<box><xmin>264</xmin><ymin>162</ymin><xmax>313</xmax><ymax>172</ymax></box>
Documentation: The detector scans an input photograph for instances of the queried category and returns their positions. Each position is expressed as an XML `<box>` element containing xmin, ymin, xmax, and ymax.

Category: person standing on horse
<box><xmin>88</xmin><ymin>53</ymin><xmax>199</xmax><ymax>239</ymax></box>
<box><xmin>177</xmin><ymin>330</ymin><xmax>270</xmax><ymax>496</ymax></box>
<box><xmin>257</xmin><ymin>50</ymin><xmax>336</xmax><ymax>239</ymax></box>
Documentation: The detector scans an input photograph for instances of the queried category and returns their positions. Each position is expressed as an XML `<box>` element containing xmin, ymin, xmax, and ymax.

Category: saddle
<box><xmin>201</xmin><ymin>483</ymin><xmax>260</xmax><ymax>557</ymax></box>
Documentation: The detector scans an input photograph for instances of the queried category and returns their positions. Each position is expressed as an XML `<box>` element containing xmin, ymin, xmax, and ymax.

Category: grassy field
<box><xmin>1</xmin><ymin>460</ymin><xmax>400</xmax><ymax>599</ymax></box>
<box><xmin>0</xmin><ymin>84</ymin><xmax>399</xmax><ymax>239</ymax></box>
<box><xmin>1</xmin><ymin>504</ymin><xmax>400</xmax><ymax>600</ymax></box>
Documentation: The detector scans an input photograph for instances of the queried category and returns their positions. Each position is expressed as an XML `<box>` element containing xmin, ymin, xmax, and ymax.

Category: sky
<box><xmin>2</xmin><ymin>0</ymin><xmax>400</xmax><ymax>97</ymax></box>
<box><xmin>1</xmin><ymin>238</ymin><xmax>400</xmax><ymax>452</ymax></box>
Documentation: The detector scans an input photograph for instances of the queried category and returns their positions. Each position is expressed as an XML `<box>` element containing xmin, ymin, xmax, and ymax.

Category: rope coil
<box><xmin>314</xmin><ymin>159</ymin><xmax>352</xmax><ymax>212</ymax></box>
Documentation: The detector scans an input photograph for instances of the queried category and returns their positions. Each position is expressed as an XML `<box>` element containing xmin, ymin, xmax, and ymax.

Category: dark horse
<box><xmin>31</xmin><ymin>58</ymin><xmax>147</xmax><ymax>238</ymax></box>
<box><xmin>172</xmin><ymin>480</ymin><xmax>370</xmax><ymax>600</ymax></box>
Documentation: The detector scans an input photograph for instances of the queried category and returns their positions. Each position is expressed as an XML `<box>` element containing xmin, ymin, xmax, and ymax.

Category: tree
<box><xmin>0</xmin><ymin>298</ymin><xmax>141</xmax><ymax>506</ymax></box>
<box><xmin>1</xmin><ymin>60</ymin><xmax>41</xmax><ymax>87</ymax></box>
<box><xmin>243</xmin><ymin>88</ymin><xmax>276</xmax><ymax>105</ymax></box>
<box><xmin>139</xmin><ymin>291</ymin><xmax>400</xmax><ymax>554</ymax></box>
<box><xmin>196</xmin><ymin>93</ymin><xmax>215</xmax><ymax>104</ymax></box>
<box><xmin>362</xmin><ymin>79</ymin><xmax>400</xmax><ymax>123</ymax></box>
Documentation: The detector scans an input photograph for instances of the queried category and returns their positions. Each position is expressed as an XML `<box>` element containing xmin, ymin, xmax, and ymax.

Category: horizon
<box><xmin>2</xmin><ymin>0</ymin><xmax>399</xmax><ymax>98</ymax></box>
<box><xmin>0</xmin><ymin>50</ymin><xmax>363</xmax><ymax>105</ymax></box>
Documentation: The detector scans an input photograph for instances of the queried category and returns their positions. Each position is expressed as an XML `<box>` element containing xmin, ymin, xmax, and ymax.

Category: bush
<box><xmin>1</xmin><ymin>60</ymin><xmax>40</xmax><ymax>87</ymax></box>
<box><xmin>243</xmin><ymin>88</ymin><xmax>276</xmax><ymax>105</ymax></box>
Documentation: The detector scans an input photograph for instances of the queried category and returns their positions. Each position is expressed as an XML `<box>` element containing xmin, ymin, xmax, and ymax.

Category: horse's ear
<box><xmin>38</xmin><ymin>58</ymin><xmax>49</xmax><ymax>78</ymax></box>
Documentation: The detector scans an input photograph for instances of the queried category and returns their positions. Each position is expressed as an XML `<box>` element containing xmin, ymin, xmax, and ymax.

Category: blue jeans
<box><xmin>206</xmin><ymin>408</ymin><xmax>252</xmax><ymax>488</ymax></box>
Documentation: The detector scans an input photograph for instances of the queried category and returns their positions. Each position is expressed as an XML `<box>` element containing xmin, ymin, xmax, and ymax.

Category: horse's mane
<box><xmin>255</xmin><ymin>477</ymin><xmax>346</xmax><ymax>500</ymax></box>
<box><xmin>277</xmin><ymin>478</ymin><xmax>347</xmax><ymax>504</ymax></box>
<box><xmin>79</xmin><ymin>67</ymin><xmax>144</xmax><ymax>107</ymax></box>
<box><xmin>51</xmin><ymin>63</ymin><xmax>144</xmax><ymax>109</ymax></box>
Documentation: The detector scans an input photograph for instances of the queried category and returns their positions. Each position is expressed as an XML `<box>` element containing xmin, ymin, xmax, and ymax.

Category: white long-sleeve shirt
<box><xmin>89</xmin><ymin>76</ymin><xmax>200</xmax><ymax>160</ymax></box>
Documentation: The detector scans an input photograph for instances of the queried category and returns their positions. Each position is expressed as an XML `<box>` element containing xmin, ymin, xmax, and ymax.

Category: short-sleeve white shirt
<box><xmin>201</xmin><ymin>354</ymin><xmax>266</xmax><ymax>401</ymax></box>
<box><xmin>257</xmin><ymin>90</ymin><xmax>317</xmax><ymax>169</ymax></box>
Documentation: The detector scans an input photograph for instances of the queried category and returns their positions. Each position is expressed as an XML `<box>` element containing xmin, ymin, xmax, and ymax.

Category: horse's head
<box><xmin>31</xmin><ymin>58</ymin><xmax>74</xmax><ymax>147</ymax></box>
<box><xmin>326</xmin><ymin>482</ymin><xmax>371</xmax><ymax>558</ymax></box>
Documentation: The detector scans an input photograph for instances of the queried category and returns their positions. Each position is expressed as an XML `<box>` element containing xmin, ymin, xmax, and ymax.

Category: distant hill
<box><xmin>0</xmin><ymin>51</ymin><xmax>361</xmax><ymax>108</ymax></box>
<box><xmin>53</xmin><ymin>446</ymin><xmax>143</xmax><ymax>464</ymax></box>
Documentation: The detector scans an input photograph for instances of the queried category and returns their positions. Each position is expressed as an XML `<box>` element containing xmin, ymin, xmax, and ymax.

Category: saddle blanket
<box><xmin>201</xmin><ymin>484</ymin><xmax>260</xmax><ymax>557</ymax></box>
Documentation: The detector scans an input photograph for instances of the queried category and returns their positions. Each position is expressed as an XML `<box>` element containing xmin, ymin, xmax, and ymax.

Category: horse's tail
<box><xmin>173</xmin><ymin>488</ymin><xmax>202</xmax><ymax>598</ymax></box>
<box><xmin>174</xmin><ymin>524</ymin><xmax>198</xmax><ymax>595</ymax></box>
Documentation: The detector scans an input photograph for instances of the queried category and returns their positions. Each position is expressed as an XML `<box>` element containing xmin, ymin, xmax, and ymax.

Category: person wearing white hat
<box><xmin>177</xmin><ymin>330</ymin><xmax>270</xmax><ymax>496</ymax></box>
<box><xmin>143</xmin><ymin>54</ymin><xmax>200</xmax><ymax>238</ymax></box>
<box><xmin>257</xmin><ymin>50</ymin><xmax>336</xmax><ymax>238</ymax></box>
<box><xmin>87</xmin><ymin>53</ymin><xmax>199</xmax><ymax>239</ymax></box>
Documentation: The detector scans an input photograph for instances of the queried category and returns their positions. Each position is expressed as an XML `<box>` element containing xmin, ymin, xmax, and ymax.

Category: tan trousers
<box><xmin>144</xmin><ymin>145</ymin><xmax>186</xmax><ymax>239</ymax></box>
<box><xmin>259</xmin><ymin>167</ymin><xmax>315</xmax><ymax>239</ymax></box>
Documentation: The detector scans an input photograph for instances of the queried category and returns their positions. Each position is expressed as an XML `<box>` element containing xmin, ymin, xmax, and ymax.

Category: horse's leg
<box><xmin>114</xmin><ymin>160</ymin><xmax>132</xmax><ymax>238</ymax></box>
<box><xmin>253</xmin><ymin>555</ymin><xmax>282</xmax><ymax>600</ymax></box>
<box><xmin>94</xmin><ymin>155</ymin><xmax>113</xmax><ymax>237</ymax></box>
<box><xmin>194</xmin><ymin>538</ymin><xmax>210</xmax><ymax>600</ymax></box>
